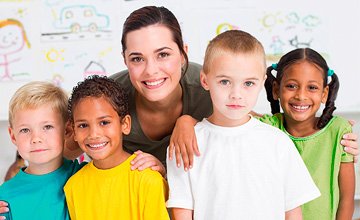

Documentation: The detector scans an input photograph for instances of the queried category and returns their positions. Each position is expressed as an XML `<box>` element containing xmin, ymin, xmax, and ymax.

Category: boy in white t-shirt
<box><xmin>166</xmin><ymin>30</ymin><xmax>320</xmax><ymax>220</ymax></box>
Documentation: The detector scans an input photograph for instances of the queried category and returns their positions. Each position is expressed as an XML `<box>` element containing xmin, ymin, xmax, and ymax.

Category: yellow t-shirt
<box><xmin>64</xmin><ymin>154</ymin><xmax>169</xmax><ymax>220</ymax></box>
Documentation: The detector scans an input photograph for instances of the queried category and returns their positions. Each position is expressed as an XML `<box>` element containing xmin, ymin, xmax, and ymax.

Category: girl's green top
<box><xmin>259</xmin><ymin>113</ymin><xmax>353</xmax><ymax>220</ymax></box>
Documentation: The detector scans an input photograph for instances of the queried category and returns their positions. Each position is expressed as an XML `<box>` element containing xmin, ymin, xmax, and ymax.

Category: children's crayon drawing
<box><xmin>41</xmin><ymin>1</ymin><xmax>113</xmax><ymax>41</ymax></box>
<box><xmin>0</xmin><ymin>18</ymin><xmax>31</xmax><ymax>81</ymax></box>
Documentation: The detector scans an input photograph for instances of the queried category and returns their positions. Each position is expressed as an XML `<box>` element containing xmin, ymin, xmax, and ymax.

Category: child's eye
<box><xmin>77</xmin><ymin>123</ymin><xmax>88</xmax><ymax>129</ymax></box>
<box><xmin>19</xmin><ymin>128</ymin><xmax>30</xmax><ymax>133</ymax></box>
<box><xmin>130</xmin><ymin>57</ymin><xmax>144</xmax><ymax>63</ymax></box>
<box><xmin>285</xmin><ymin>84</ymin><xmax>297</xmax><ymax>89</ymax></box>
<box><xmin>100</xmin><ymin>120</ymin><xmax>110</xmax><ymax>126</ymax></box>
<box><xmin>219</xmin><ymin>79</ymin><xmax>230</xmax><ymax>86</ymax></box>
<box><xmin>158</xmin><ymin>52</ymin><xmax>170</xmax><ymax>59</ymax></box>
<box><xmin>44</xmin><ymin>125</ymin><xmax>54</xmax><ymax>130</ymax></box>
<box><xmin>308</xmin><ymin>85</ymin><xmax>319</xmax><ymax>90</ymax></box>
<box><xmin>244</xmin><ymin>81</ymin><xmax>254</xmax><ymax>87</ymax></box>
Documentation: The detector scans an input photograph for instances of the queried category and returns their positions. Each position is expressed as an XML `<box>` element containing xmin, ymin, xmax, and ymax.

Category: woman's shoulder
<box><xmin>181</xmin><ymin>62</ymin><xmax>202</xmax><ymax>86</ymax></box>
<box><xmin>109</xmin><ymin>69</ymin><xmax>134</xmax><ymax>91</ymax></box>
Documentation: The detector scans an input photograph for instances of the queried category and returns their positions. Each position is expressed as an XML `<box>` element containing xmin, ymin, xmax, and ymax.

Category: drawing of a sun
<box><xmin>45</xmin><ymin>48</ymin><xmax>65</xmax><ymax>62</ymax></box>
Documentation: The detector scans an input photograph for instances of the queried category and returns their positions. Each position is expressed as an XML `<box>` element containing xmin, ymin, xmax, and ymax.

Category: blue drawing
<box><xmin>302</xmin><ymin>15</ymin><xmax>321</xmax><ymax>27</ymax></box>
<box><xmin>54</xmin><ymin>5</ymin><xmax>109</xmax><ymax>33</ymax></box>
<box><xmin>270</xmin><ymin>35</ymin><xmax>285</xmax><ymax>55</ymax></box>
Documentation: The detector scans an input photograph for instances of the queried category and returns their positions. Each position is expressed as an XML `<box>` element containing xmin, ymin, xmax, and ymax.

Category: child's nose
<box><xmin>88</xmin><ymin>126</ymin><xmax>101</xmax><ymax>139</ymax></box>
<box><xmin>294</xmin><ymin>88</ymin><xmax>307</xmax><ymax>100</ymax></box>
<box><xmin>230</xmin><ymin>85</ymin><xmax>243</xmax><ymax>99</ymax></box>
<box><xmin>31</xmin><ymin>131</ymin><xmax>42</xmax><ymax>144</ymax></box>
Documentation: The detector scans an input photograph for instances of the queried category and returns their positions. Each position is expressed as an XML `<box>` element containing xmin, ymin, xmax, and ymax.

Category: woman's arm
<box><xmin>336</xmin><ymin>162</ymin><xmax>355</xmax><ymax>220</ymax></box>
<box><xmin>169</xmin><ymin>115</ymin><xmax>200</xmax><ymax>171</ymax></box>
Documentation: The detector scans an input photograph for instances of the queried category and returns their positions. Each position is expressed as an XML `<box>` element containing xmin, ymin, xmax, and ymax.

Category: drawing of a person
<box><xmin>0</xmin><ymin>19</ymin><xmax>30</xmax><ymax>80</ymax></box>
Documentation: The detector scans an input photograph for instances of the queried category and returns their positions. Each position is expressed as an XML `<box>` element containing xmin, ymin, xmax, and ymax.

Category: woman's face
<box><xmin>123</xmin><ymin>24</ymin><xmax>185</xmax><ymax>102</ymax></box>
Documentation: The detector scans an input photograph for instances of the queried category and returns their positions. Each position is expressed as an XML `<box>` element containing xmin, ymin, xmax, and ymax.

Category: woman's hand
<box><xmin>131</xmin><ymin>150</ymin><xmax>166</xmax><ymax>177</ymax></box>
<box><xmin>169</xmin><ymin>115</ymin><xmax>200</xmax><ymax>171</ymax></box>
<box><xmin>342</xmin><ymin>133</ymin><xmax>358</xmax><ymax>163</ymax></box>
<box><xmin>342</xmin><ymin>120</ymin><xmax>359</xmax><ymax>163</ymax></box>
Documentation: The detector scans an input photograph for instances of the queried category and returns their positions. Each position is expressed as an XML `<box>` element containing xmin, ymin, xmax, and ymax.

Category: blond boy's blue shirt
<box><xmin>0</xmin><ymin>159</ymin><xmax>84</xmax><ymax>220</ymax></box>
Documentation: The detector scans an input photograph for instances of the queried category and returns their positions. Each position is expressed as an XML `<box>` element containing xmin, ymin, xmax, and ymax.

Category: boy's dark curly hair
<box><xmin>68</xmin><ymin>75</ymin><xmax>129</xmax><ymax>121</ymax></box>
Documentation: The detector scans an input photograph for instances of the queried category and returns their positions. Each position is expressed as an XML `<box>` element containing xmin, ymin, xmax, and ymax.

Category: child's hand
<box><xmin>131</xmin><ymin>150</ymin><xmax>166</xmax><ymax>177</ymax></box>
<box><xmin>169</xmin><ymin>115</ymin><xmax>200</xmax><ymax>171</ymax></box>
<box><xmin>0</xmin><ymin>201</ymin><xmax>9</xmax><ymax>217</ymax></box>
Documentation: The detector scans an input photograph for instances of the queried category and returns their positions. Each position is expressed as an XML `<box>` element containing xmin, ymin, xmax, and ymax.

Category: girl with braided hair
<box><xmin>259</xmin><ymin>47</ymin><xmax>355</xmax><ymax>220</ymax></box>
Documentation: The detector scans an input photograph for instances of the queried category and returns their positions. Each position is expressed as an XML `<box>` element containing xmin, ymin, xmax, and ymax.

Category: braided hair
<box><xmin>265</xmin><ymin>48</ymin><xmax>339</xmax><ymax>129</ymax></box>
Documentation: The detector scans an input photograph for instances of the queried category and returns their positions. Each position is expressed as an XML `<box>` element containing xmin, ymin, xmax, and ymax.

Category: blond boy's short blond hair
<box><xmin>203</xmin><ymin>30</ymin><xmax>266</xmax><ymax>74</ymax></box>
<box><xmin>9</xmin><ymin>81</ymin><xmax>68</xmax><ymax>128</ymax></box>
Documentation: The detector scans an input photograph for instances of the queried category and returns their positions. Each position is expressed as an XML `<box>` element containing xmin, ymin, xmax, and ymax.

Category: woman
<box><xmin>110</xmin><ymin>6</ymin><xmax>212</xmax><ymax>175</ymax></box>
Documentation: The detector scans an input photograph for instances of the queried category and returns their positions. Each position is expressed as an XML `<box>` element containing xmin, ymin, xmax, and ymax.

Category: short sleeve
<box><xmin>142</xmin><ymin>172</ymin><xmax>170</xmax><ymax>220</ymax></box>
<box><xmin>279</xmin><ymin>135</ymin><xmax>321</xmax><ymax>211</ymax></box>
<box><xmin>339</xmin><ymin>120</ymin><xmax>354</xmax><ymax>163</ymax></box>
<box><xmin>166</xmin><ymin>149</ymin><xmax>194</xmax><ymax>210</ymax></box>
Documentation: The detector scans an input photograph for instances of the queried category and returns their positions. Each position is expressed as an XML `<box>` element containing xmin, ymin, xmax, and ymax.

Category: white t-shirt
<box><xmin>166</xmin><ymin>117</ymin><xmax>320</xmax><ymax>220</ymax></box>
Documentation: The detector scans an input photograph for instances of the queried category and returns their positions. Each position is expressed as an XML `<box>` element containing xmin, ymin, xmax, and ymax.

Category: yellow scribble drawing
<box><xmin>45</xmin><ymin>48</ymin><xmax>65</xmax><ymax>62</ymax></box>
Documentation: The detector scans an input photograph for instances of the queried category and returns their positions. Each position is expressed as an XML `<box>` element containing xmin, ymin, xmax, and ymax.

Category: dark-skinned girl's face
<box><xmin>273</xmin><ymin>60</ymin><xmax>328</xmax><ymax>125</ymax></box>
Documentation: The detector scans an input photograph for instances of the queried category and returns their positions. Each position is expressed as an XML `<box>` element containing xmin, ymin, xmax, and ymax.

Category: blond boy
<box><xmin>0</xmin><ymin>81</ymin><xmax>83</xmax><ymax>220</ymax></box>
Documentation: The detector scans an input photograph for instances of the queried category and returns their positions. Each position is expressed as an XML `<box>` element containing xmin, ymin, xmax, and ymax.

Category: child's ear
<box><xmin>200</xmin><ymin>70</ymin><xmax>210</xmax><ymax>91</ymax></box>
<box><xmin>64</xmin><ymin>120</ymin><xmax>73</xmax><ymax>138</ymax></box>
<box><xmin>272</xmin><ymin>81</ymin><xmax>280</xmax><ymax>100</ymax></box>
<box><xmin>64</xmin><ymin>120</ymin><xmax>80</xmax><ymax>151</ymax></box>
<box><xmin>8</xmin><ymin>126</ymin><xmax>17</xmax><ymax>145</ymax></box>
<box><xmin>121</xmin><ymin>115</ymin><xmax>131</xmax><ymax>135</ymax></box>
<box><xmin>321</xmin><ymin>85</ymin><xmax>329</xmax><ymax>104</ymax></box>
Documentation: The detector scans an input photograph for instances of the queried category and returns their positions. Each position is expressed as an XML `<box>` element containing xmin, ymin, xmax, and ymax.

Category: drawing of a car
<box><xmin>54</xmin><ymin>5</ymin><xmax>109</xmax><ymax>33</ymax></box>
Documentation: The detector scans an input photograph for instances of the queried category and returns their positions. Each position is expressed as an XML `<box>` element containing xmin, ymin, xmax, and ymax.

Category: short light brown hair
<box><xmin>9</xmin><ymin>81</ymin><xmax>68</xmax><ymax>128</ymax></box>
<box><xmin>202</xmin><ymin>30</ymin><xmax>266</xmax><ymax>74</ymax></box>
